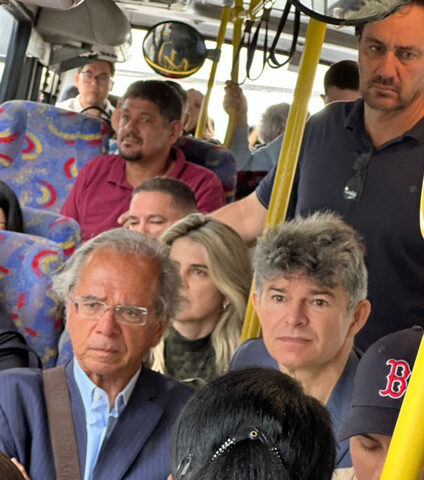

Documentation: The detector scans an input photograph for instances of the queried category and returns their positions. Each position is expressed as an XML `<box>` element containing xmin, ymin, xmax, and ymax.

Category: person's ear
<box><xmin>150</xmin><ymin>319</ymin><xmax>167</xmax><ymax>348</ymax></box>
<box><xmin>167</xmin><ymin>475</ymin><xmax>173</xmax><ymax>480</ymax></box>
<box><xmin>169</xmin><ymin>119</ymin><xmax>183</xmax><ymax>144</ymax></box>
<box><xmin>348</xmin><ymin>299</ymin><xmax>371</xmax><ymax>337</ymax></box>
<box><xmin>74</xmin><ymin>72</ymin><xmax>81</xmax><ymax>87</ymax></box>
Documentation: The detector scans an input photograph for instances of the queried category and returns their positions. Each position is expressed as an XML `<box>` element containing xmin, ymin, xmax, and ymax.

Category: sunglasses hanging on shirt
<box><xmin>343</xmin><ymin>151</ymin><xmax>372</xmax><ymax>201</ymax></box>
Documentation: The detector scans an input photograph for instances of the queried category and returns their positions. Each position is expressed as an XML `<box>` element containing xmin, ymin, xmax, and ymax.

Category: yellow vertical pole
<box><xmin>240</xmin><ymin>17</ymin><xmax>327</xmax><ymax>342</ymax></box>
<box><xmin>195</xmin><ymin>5</ymin><xmax>231</xmax><ymax>139</ymax></box>
<box><xmin>223</xmin><ymin>0</ymin><xmax>244</xmax><ymax>148</ymax></box>
<box><xmin>379</xmin><ymin>184</ymin><xmax>424</xmax><ymax>479</ymax></box>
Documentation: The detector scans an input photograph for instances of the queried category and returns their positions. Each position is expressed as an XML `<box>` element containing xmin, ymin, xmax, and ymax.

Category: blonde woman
<box><xmin>152</xmin><ymin>213</ymin><xmax>251</xmax><ymax>387</ymax></box>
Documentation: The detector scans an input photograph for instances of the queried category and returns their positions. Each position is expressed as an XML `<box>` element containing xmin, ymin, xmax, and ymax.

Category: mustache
<box><xmin>122</xmin><ymin>133</ymin><xmax>142</xmax><ymax>143</ymax></box>
<box><xmin>368</xmin><ymin>75</ymin><xmax>400</xmax><ymax>90</ymax></box>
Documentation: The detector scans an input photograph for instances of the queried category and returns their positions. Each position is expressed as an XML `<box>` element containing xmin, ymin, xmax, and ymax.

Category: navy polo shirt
<box><xmin>257</xmin><ymin>99</ymin><xmax>424</xmax><ymax>349</ymax></box>
<box><xmin>230</xmin><ymin>338</ymin><xmax>360</xmax><ymax>468</ymax></box>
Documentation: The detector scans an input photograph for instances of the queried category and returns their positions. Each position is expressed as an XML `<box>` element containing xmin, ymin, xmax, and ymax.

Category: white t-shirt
<box><xmin>333</xmin><ymin>467</ymin><xmax>356</xmax><ymax>480</ymax></box>
<box><xmin>56</xmin><ymin>94</ymin><xmax>114</xmax><ymax>117</ymax></box>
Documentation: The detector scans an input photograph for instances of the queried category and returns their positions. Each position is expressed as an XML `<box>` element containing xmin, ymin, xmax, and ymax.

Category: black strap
<box><xmin>43</xmin><ymin>366</ymin><xmax>82</xmax><ymax>480</ymax></box>
<box><xmin>230</xmin><ymin>0</ymin><xmax>301</xmax><ymax>83</ymax></box>
<box><xmin>245</xmin><ymin>7</ymin><xmax>271</xmax><ymax>81</ymax></box>
<box><xmin>267</xmin><ymin>1</ymin><xmax>301</xmax><ymax>69</ymax></box>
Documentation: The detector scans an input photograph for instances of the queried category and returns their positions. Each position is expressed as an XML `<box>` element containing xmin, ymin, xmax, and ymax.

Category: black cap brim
<box><xmin>338</xmin><ymin>406</ymin><xmax>399</xmax><ymax>441</ymax></box>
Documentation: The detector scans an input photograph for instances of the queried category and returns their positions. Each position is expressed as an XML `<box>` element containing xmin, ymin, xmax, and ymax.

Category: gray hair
<box><xmin>258</xmin><ymin>102</ymin><xmax>290</xmax><ymax>144</ymax></box>
<box><xmin>52</xmin><ymin>228</ymin><xmax>181</xmax><ymax>322</ymax></box>
<box><xmin>254</xmin><ymin>211</ymin><xmax>368</xmax><ymax>310</ymax></box>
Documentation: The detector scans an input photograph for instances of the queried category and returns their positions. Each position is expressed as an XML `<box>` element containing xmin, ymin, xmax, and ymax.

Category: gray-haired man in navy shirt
<box><xmin>214</xmin><ymin>0</ymin><xmax>424</xmax><ymax>350</ymax></box>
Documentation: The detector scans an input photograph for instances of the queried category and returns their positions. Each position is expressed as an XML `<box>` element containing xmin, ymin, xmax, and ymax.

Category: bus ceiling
<box><xmin>113</xmin><ymin>0</ymin><xmax>358</xmax><ymax>64</ymax></box>
<box><xmin>3</xmin><ymin>0</ymin><xmax>358</xmax><ymax>76</ymax></box>
<box><xmin>34</xmin><ymin>0</ymin><xmax>131</xmax><ymax>69</ymax></box>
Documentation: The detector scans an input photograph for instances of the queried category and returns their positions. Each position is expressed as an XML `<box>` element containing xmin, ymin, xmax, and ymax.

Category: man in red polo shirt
<box><xmin>61</xmin><ymin>80</ymin><xmax>225</xmax><ymax>241</ymax></box>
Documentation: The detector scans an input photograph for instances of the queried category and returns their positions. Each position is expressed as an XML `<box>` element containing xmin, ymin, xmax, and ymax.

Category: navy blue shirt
<box><xmin>257</xmin><ymin>100</ymin><xmax>424</xmax><ymax>349</ymax></box>
<box><xmin>230</xmin><ymin>338</ymin><xmax>360</xmax><ymax>468</ymax></box>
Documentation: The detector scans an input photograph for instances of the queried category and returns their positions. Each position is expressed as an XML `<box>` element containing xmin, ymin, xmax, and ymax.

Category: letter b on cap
<box><xmin>379</xmin><ymin>359</ymin><xmax>411</xmax><ymax>399</ymax></box>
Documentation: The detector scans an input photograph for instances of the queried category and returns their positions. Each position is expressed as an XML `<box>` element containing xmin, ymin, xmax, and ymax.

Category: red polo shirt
<box><xmin>61</xmin><ymin>147</ymin><xmax>225</xmax><ymax>241</ymax></box>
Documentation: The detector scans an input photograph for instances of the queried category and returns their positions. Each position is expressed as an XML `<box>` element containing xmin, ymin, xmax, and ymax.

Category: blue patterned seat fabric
<box><xmin>22</xmin><ymin>207</ymin><xmax>81</xmax><ymax>259</ymax></box>
<box><xmin>0</xmin><ymin>230</ymin><xmax>65</xmax><ymax>367</ymax></box>
<box><xmin>0</xmin><ymin>100</ymin><xmax>110</xmax><ymax>213</ymax></box>
<box><xmin>56</xmin><ymin>328</ymin><xmax>73</xmax><ymax>366</ymax></box>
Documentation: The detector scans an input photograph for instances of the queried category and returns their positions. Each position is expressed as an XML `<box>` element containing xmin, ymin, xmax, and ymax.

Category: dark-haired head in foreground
<box><xmin>0</xmin><ymin>181</ymin><xmax>24</xmax><ymax>233</ymax></box>
<box><xmin>170</xmin><ymin>367</ymin><xmax>336</xmax><ymax>479</ymax></box>
<box><xmin>0</xmin><ymin>452</ymin><xmax>25</xmax><ymax>480</ymax></box>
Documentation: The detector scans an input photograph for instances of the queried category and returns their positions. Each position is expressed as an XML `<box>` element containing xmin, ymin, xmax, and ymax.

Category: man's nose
<box><xmin>123</xmin><ymin>117</ymin><xmax>138</xmax><ymax>131</ymax></box>
<box><xmin>95</xmin><ymin>308</ymin><xmax>120</xmax><ymax>336</ymax></box>
<box><xmin>376</xmin><ymin>51</ymin><xmax>398</xmax><ymax>80</ymax></box>
<box><xmin>138</xmin><ymin>221</ymin><xmax>151</xmax><ymax>235</ymax></box>
<box><xmin>283</xmin><ymin>301</ymin><xmax>308</xmax><ymax>326</ymax></box>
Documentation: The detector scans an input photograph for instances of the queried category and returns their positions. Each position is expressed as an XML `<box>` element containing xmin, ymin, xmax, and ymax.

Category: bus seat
<box><xmin>0</xmin><ymin>230</ymin><xmax>65</xmax><ymax>367</ymax></box>
<box><xmin>235</xmin><ymin>170</ymin><xmax>268</xmax><ymax>199</ymax></box>
<box><xmin>0</xmin><ymin>100</ymin><xmax>110</xmax><ymax>213</ymax></box>
<box><xmin>22</xmin><ymin>207</ymin><xmax>81</xmax><ymax>259</ymax></box>
<box><xmin>56</xmin><ymin>328</ymin><xmax>73</xmax><ymax>366</ymax></box>
<box><xmin>177</xmin><ymin>137</ymin><xmax>237</xmax><ymax>203</ymax></box>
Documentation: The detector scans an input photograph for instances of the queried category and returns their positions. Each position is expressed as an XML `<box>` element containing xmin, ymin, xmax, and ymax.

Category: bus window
<box><xmin>0</xmin><ymin>6</ymin><xmax>31</xmax><ymax>103</ymax></box>
<box><xmin>0</xmin><ymin>8</ymin><xmax>15</xmax><ymax>86</ymax></box>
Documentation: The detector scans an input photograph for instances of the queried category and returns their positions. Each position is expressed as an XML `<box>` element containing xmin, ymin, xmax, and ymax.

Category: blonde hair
<box><xmin>152</xmin><ymin>213</ymin><xmax>252</xmax><ymax>376</ymax></box>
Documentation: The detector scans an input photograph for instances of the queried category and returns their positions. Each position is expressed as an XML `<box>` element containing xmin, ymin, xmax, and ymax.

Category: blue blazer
<box><xmin>0</xmin><ymin>361</ymin><xmax>192</xmax><ymax>480</ymax></box>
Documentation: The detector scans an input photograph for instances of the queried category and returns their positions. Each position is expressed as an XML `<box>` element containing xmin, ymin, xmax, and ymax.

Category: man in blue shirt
<box><xmin>224</xmin><ymin>60</ymin><xmax>360</xmax><ymax>172</ymax></box>
<box><xmin>230</xmin><ymin>212</ymin><xmax>371</xmax><ymax>468</ymax></box>
<box><xmin>215</xmin><ymin>1</ymin><xmax>424</xmax><ymax>349</ymax></box>
<box><xmin>0</xmin><ymin>229</ymin><xmax>192</xmax><ymax>480</ymax></box>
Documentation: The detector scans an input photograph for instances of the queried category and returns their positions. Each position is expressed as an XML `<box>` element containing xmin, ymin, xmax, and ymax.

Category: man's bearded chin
<box><xmin>119</xmin><ymin>147</ymin><xmax>143</xmax><ymax>162</ymax></box>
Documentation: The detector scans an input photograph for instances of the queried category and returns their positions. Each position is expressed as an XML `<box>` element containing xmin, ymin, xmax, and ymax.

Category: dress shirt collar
<box><xmin>73</xmin><ymin>358</ymin><xmax>141</xmax><ymax>414</ymax></box>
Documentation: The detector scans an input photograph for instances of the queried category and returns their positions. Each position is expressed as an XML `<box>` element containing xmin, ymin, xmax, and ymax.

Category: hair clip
<box><xmin>210</xmin><ymin>426</ymin><xmax>285</xmax><ymax>469</ymax></box>
<box><xmin>176</xmin><ymin>453</ymin><xmax>192</xmax><ymax>478</ymax></box>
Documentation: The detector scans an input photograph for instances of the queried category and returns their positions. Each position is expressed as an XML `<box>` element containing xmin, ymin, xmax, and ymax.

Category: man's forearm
<box><xmin>212</xmin><ymin>192</ymin><xmax>267</xmax><ymax>244</ymax></box>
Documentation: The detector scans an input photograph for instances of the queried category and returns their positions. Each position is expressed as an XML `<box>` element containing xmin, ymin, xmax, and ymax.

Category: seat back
<box><xmin>177</xmin><ymin>137</ymin><xmax>237</xmax><ymax>203</ymax></box>
<box><xmin>236</xmin><ymin>170</ymin><xmax>268</xmax><ymax>199</ymax></box>
<box><xmin>0</xmin><ymin>230</ymin><xmax>65</xmax><ymax>367</ymax></box>
<box><xmin>0</xmin><ymin>100</ymin><xmax>110</xmax><ymax>213</ymax></box>
<box><xmin>22</xmin><ymin>207</ymin><xmax>81</xmax><ymax>259</ymax></box>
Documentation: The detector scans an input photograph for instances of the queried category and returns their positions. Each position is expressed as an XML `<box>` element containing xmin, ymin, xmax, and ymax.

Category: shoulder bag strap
<box><xmin>42</xmin><ymin>366</ymin><xmax>82</xmax><ymax>480</ymax></box>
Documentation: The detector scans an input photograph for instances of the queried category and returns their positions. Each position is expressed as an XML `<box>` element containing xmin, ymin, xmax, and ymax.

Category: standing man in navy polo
<box><xmin>215</xmin><ymin>1</ymin><xmax>424</xmax><ymax>349</ymax></box>
<box><xmin>61</xmin><ymin>80</ymin><xmax>225</xmax><ymax>241</ymax></box>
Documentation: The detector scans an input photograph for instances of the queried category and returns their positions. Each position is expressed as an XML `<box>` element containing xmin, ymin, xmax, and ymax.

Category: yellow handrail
<box><xmin>241</xmin><ymin>17</ymin><xmax>327</xmax><ymax>342</ymax></box>
<box><xmin>380</xmin><ymin>183</ymin><xmax>424</xmax><ymax>479</ymax></box>
<box><xmin>223</xmin><ymin>0</ymin><xmax>244</xmax><ymax>148</ymax></box>
<box><xmin>195</xmin><ymin>6</ymin><xmax>231</xmax><ymax>140</ymax></box>
<box><xmin>380</xmin><ymin>333</ymin><xmax>424</xmax><ymax>479</ymax></box>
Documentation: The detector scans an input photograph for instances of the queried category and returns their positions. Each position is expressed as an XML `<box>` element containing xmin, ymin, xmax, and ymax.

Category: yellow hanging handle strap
<box><xmin>240</xmin><ymin>18</ymin><xmax>327</xmax><ymax>342</ymax></box>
